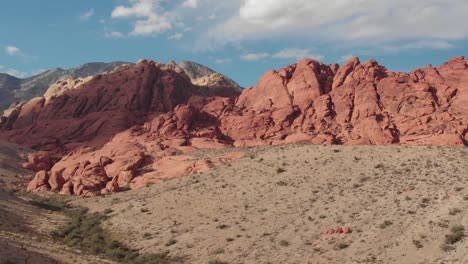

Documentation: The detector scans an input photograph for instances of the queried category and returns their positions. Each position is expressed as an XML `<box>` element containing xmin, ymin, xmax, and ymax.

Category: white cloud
<box><xmin>382</xmin><ymin>40</ymin><xmax>455</xmax><ymax>52</ymax></box>
<box><xmin>111</xmin><ymin>0</ymin><xmax>172</xmax><ymax>36</ymax></box>
<box><xmin>182</xmin><ymin>0</ymin><xmax>199</xmax><ymax>8</ymax></box>
<box><xmin>105</xmin><ymin>31</ymin><xmax>125</xmax><ymax>38</ymax></box>
<box><xmin>200</xmin><ymin>0</ymin><xmax>468</xmax><ymax>49</ymax></box>
<box><xmin>271</xmin><ymin>48</ymin><xmax>323</xmax><ymax>60</ymax></box>
<box><xmin>80</xmin><ymin>9</ymin><xmax>95</xmax><ymax>21</ymax></box>
<box><xmin>168</xmin><ymin>32</ymin><xmax>183</xmax><ymax>40</ymax></box>
<box><xmin>5</xmin><ymin>46</ymin><xmax>21</xmax><ymax>56</ymax></box>
<box><xmin>241</xmin><ymin>49</ymin><xmax>323</xmax><ymax>61</ymax></box>
<box><xmin>109</xmin><ymin>0</ymin><xmax>468</xmax><ymax>52</ymax></box>
<box><xmin>215</xmin><ymin>58</ymin><xmax>232</xmax><ymax>64</ymax></box>
<box><xmin>338</xmin><ymin>54</ymin><xmax>355</xmax><ymax>63</ymax></box>
<box><xmin>241</xmin><ymin>52</ymin><xmax>270</xmax><ymax>61</ymax></box>
<box><xmin>0</xmin><ymin>65</ymin><xmax>4</xmax><ymax>70</ymax></box>
<box><xmin>196</xmin><ymin>14</ymin><xmax>217</xmax><ymax>21</ymax></box>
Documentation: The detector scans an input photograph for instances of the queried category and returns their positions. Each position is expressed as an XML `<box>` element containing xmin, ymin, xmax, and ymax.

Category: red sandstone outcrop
<box><xmin>321</xmin><ymin>227</ymin><xmax>352</xmax><ymax>235</ymax></box>
<box><xmin>2</xmin><ymin>57</ymin><xmax>467</xmax><ymax>195</ymax></box>
<box><xmin>0</xmin><ymin>60</ymin><xmax>241</xmax><ymax>151</ymax></box>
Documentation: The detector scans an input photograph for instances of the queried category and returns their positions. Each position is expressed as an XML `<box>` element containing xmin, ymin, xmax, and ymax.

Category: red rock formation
<box><xmin>3</xmin><ymin>57</ymin><xmax>467</xmax><ymax>195</ymax></box>
<box><xmin>321</xmin><ymin>227</ymin><xmax>352</xmax><ymax>235</ymax></box>
<box><xmin>0</xmin><ymin>60</ymin><xmax>240</xmax><ymax>151</ymax></box>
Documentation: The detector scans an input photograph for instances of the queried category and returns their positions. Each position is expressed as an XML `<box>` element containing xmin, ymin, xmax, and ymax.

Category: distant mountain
<box><xmin>178</xmin><ymin>61</ymin><xmax>243</xmax><ymax>90</ymax></box>
<box><xmin>0</xmin><ymin>62</ymin><xmax>130</xmax><ymax>110</ymax></box>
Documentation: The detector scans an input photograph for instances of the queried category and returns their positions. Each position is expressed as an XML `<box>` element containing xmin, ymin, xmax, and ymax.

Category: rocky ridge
<box><xmin>1</xmin><ymin>56</ymin><xmax>467</xmax><ymax>196</ymax></box>
<box><xmin>0</xmin><ymin>62</ymin><xmax>130</xmax><ymax>111</ymax></box>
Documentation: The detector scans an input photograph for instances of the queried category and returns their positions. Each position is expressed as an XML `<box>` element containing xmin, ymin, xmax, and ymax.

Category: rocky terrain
<box><xmin>77</xmin><ymin>144</ymin><xmax>468</xmax><ymax>264</ymax></box>
<box><xmin>0</xmin><ymin>55</ymin><xmax>467</xmax><ymax>263</ymax></box>
<box><xmin>0</xmin><ymin>141</ymin><xmax>118</xmax><ymax>264</ymax></box>
<box><xmin>1</xmin><ymin>143</ymin><xmax>467</xmax><ymax>263</ymax></box>
<box><xmin>0</xmin><ymin>62</ymin><xmax>130</xmax><ymax>110</ymax></box>
<box><xmin>178</xmin><ymin>61</ymin><xmax>242</xmax><ymax>91</ymax></box>
<box><xmin>0</xmin><ymin>56</ymin><xmax>466</xmax><ymax>196</ymax></box>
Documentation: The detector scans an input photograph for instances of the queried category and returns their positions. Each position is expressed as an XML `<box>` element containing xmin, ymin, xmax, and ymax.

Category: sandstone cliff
<box><xmin>2</xmin><ymin>56</ymin><xmax>467</xmax><ymax>196</ymax></box>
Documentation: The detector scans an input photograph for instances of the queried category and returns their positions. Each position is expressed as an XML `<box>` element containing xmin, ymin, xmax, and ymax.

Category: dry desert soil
<box><xmin>1</xmin><ymin>142</ymin><xmax>468</xmax><ymax>264</ymax></box>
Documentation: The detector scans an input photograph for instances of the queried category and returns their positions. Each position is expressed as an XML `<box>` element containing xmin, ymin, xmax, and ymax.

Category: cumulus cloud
<box><xmin>168</xmin><ymin>32</ymin><xmax>183</xmax><ymax>40</ymax></box>
<box><xmin>240</xmin><ymin>52</ymin><xmax>270</xmax><ymax>61</ymax></box>
<box><xmin>241</xmin><ymin>49</ymin><xmax>323</xmax><ymax>61</ymax></box>
<box><xmin>110</xmin><ymin>0</ymin><xmax>468</xmax><ymax>53</ymax></box>
<box><xmin>215</xmin><ymin>58</ymin><xmax>232</xmax><ymax>64</ymax></box>
<box><xmin>5</xmin><ymin>46</ymin><xmax>21</xmax><ymax>56</ymax></box>
<box><xmin>80</xmin><ymin>9</ymin><xmax>95</xmax><ymax>21</ymax></box>
<box><xmin>105</xmin><ymin>31</ymin><xmax>125</xmax><ymax>38</ymax></box>
<box><xmin>271</xmin><ymin>48</ymin><xmax>323</xmax><ymax>60</ymax></box>
<box><xmin>111</xmin><ymin>0</ymin><xmax>172</xmax><ymax>36</ymax></box>
<box><xmin>338</xmin><ymin>54</ymin><xmax>355</xmax><ymax>63</ymax></box>
<box><xmin>200</xmin><ymin>0</ymin><xmax>468</xmax><ymax>49</ymax></box>
<box><xmin>382</xmin><ymin>40</ymin><xmax>455</xmax><ymax>52</ymax></box>
<box><xmin>182</xmin><ymin>0</ymin><xmax>199</xmax><ymax>8</ymax></box>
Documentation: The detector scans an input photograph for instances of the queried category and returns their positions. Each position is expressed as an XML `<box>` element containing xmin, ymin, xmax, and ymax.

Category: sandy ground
<box><xmin>0</xmin><ymin>141</ymin><xmax>32</xmax><ymax>187</ymax></box>
<box><xmin>1</xmin><ymin>141</ymin><xmax>468</xmax><ymax>264</ymax></box>
<box><xmin>0</xmin><ymin>142</ymin><xmax>116</xmax><ymax>264</ymax></box>
<box><xmin>73</xmin><ymin>144</ymin><xmax>468</xmax><ymax>264</ymax></box>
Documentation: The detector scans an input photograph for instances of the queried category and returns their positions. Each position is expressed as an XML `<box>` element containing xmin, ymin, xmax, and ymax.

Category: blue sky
<box><xmin>1</xmin><ymin>0</ymin><xmax>468</xmax><ymax>87</ymax></box>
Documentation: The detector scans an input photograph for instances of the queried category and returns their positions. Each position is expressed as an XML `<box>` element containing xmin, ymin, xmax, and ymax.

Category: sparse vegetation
<box><xmin>50</xmin><ymin>203</ymin><xmax>182</xmax><ymax>263</ymax></box>
<box><xmin>276</xmin><ymin>168</ymin><xmax>286</xmax><ymax>173</ymax></box>
<box><xmin>212</xmin><ymin>248</ymin><xmax>225</xmax><ymax>255</ymax></box>
<box><xmin>276</xmin><ymin>180</ymin><xmax>288</xmax><ymax>186</ymax></box>
<box><xmin>208</xmin><ymin>260</ymin><xmax>228</xmax><ymax>264</ymax></box>
<box><xmin>166</xmin><ymin>239</ymin><xmax>177</xmax><ymax>247</ymax></box>
<box><xmin>379</xmin><ymin>220</ymin><xmax>393</xmax><ymax>229</ymax></box>
<box><xmin>448</xmin><ymin>208</ymin><xmax>461</xmax><ymax>215</ymax></box>
<box><xmin>445</xmin><ymin>225</ymin><xmax>465</xmax><ymax>245</ymax></box>
<box><xmin>279</xmin><ymin>240</ymin><xmax>290</xmax><ymax>247</ymax></box>
<box><xmin>412</xmin><ymin>240</ymin><xmax>423</xmax><ymax>249</ymax></box>
<box><xmin>334</xmin><ymin>242</ymin><xmax>350</xmax><ymax>250</ymax></box>
<box><xmin>28</xmin><ymin>195</ymin><xmax>69</xmax><ymax>211</ymax></box>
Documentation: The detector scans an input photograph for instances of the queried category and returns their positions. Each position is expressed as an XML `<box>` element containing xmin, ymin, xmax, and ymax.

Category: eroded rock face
<box><xmin>0</xmin><ymin>60</ymin><xmax>241</xmax><ymax>151</ymax></box>
<box><xmin>3</xmin><ymin>57</ymin><xmax>468</xmax><ymax>195</ymax></box>
<box><xmin>144</xmin><ymin>57</ymin><xmax>467</xmax><ymax>147</ymax></box>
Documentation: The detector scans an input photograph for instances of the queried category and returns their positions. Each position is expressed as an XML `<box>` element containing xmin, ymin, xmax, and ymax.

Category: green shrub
<box><xmin>28</xmin><ymin>196</ymin><xmax>69</xmax><ymax>211</ymax></box>
<box><xmin>51</xmin><ymin>205</ymin><xmax>182</xmax><ymax>263</ymax></box>
<box><xmin>445</xmin><ymin>225</ymin><xmax>465</xmax><ymax>245</ymax></box>
<box><xmin>379</xmin><ymin>220</ymin><xmax>393</xmax><ymax>229</ymax></box>
<box><xmin>334</xmin><ymin>242</ymin><xmax>350</xmax><ymax>250</ymax></box>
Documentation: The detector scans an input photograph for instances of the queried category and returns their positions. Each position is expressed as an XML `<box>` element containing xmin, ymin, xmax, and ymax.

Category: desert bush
<box><xmin>212</xmin><ymin>248</ymin><xmax>225</xmax><ymax>255</ymax></box>
<box><xmin>445</xmin><ymin>225</ymin><xmax>465</xmax><ymax>245</ymax></box>
<box><xmin>28</xmin><ymin>195</ymin><xmax>69</xmax><ymax>211</ymax></box>
<box><xmin>208</xmin><ymin>260</ymin><xmax>228</xmax><ymax>264</ymax></box>
<box><xmin>334</xmin><ymin>242</ymin><xmax>350</xmax><ymax>250</ymax></box>
<box><xmin>165</xmin><ymin>239</ymin><xmax>177</xmax><ymax>246</ymax></box>
<box><xmin>276</xmin><ymin>168</ymin><xmax>286</xmax><ymax>173</ymax></box>
<box><xmin>412</xmin><ymin>240</ymin><xmax>423</xmax><ymax>248</ymax></box>
<box><xmin>51</xmin><ymin>205</ymin><xmax>182</xmax><ymax>263</ymax></box>
<box><xmin>449</xmin><ymin>208</ymin><xmax>461</xmax><ymax>216</ymax></box>
<box><xmin>379</xmin><ymin>220</ymin><xmax>393</xmax><ymax>229</ymax></box>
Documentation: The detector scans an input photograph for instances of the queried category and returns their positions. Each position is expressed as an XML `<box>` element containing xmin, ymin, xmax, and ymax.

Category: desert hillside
<box><xmin>1</xmin><ymin>143</ymin><xmax>467</xmax><ymax>264</ymax></box>
<box><xmin>73</xmin><ymin>144</ymin><xmax>468</xmax><ymax>264</ymax></box>
<box><xmin>0</xmin><ymin>57</ymin><xmax>467</xmax><ymax>264</ymax></box>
